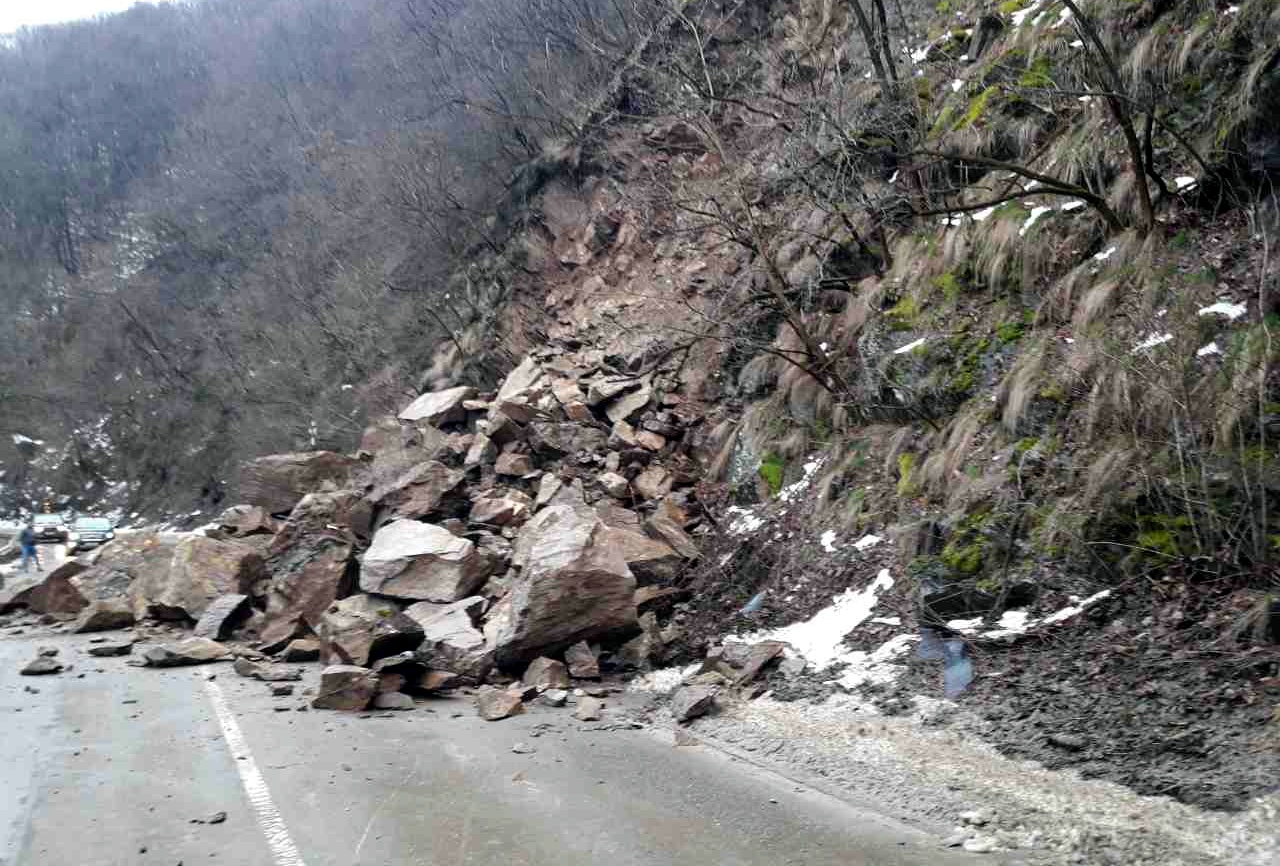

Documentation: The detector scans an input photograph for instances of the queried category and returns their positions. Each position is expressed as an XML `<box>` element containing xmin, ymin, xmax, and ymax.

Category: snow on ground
<box><xmin>1132</xmin><ymin>332</ymin><xmax>1173</xmax><ymax>353</ymax></box>
<box><xmin>1198</xmin><ymin>300</ymin><xmax>1247</xmax><ymax>320</ymax></box>
<box><xmin>893</xmin><ymin>337</ymin><xmax>926</xmax><ymax>355</ymax></box>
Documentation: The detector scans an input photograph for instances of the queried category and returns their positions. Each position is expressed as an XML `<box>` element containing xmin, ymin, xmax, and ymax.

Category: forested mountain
<box><xmin>0</xmin><ymin>0</ymin><xmax>653</xmax><ymax>514</ymax></box>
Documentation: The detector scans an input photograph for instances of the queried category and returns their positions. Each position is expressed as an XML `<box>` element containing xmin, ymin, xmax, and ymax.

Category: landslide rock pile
<box><xmin>5</xmin><ymin>350</ymin><xmax>731</xmax><ymax>715</ymax></box>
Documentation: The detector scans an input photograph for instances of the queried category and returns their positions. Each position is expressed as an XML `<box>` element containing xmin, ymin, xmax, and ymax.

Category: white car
<box><xmin>67</xmin><ymin>516</ymin><xmax>116</xmax><ymax>551</ymax></box>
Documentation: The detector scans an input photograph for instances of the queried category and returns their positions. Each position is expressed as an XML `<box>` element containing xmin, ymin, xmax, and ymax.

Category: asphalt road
<box><xmin>0</xmin><ymin>627</ymin><xmax>982</xmax><ymax>866</ymax></box>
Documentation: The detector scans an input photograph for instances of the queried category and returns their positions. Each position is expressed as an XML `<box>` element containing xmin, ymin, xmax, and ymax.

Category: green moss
<box><xmin>1017</xmin><ymin>57</ymin><xmax>1053</xmax><ymax>89</ymax></box>
<box><xmin>886</xmin><ymin>295</ymin><xmax>922</xmax><ymax>331</ymax></box>
<box><xmin>995</xmin><ymin>320</ymin><xmax>1025</xmax><ymax>345</ymax></box>
<box><xmin>941</xmin><ymin>539</ymin><xmax>985</xmax><ymax>574</ymax></box>
<box><xmin>1037</xmin><ymin>382</ymin><xmax>1066</xmax><ymax>402</ymax></box>
<box><xmin>758</xmin><ymin>453</ymin><xmax>785</xmax><ymax>497</ymax></box>
<box><xmin>954</xmin><ymin>86</ymin><xmax>999</xmax><ymax>131</ymax></box>
<box><xmin>1014</xmin><ymin>437</ymin><xmax>1039</xmax><ymax>456</ymax></box>
<box><xmin>896</xmin><ymin>453</ymin><xmax>918</xmax><ymax>498</ymax></box>
<box><xmin>997</xmin><ymin>0</ymin><xmax>1028</xmax><ymax>13</ymax></box>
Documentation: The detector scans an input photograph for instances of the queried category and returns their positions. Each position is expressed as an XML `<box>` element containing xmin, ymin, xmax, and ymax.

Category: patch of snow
<box><xmin>910</xmin><ymin>45</ymin><xmax>929</xmax><ymax>64</ymax></box>
<box><xmin>1041</xmin><ymin>589</ymin><xmax>1111</xmax><ymax>625</ymax></box>
<box><xmin>778</xmin><ymin>458</ymin><xmax>825</xmax><ymax>504</ymax></box>
<box><xmin>972</xmin><ymin>206</ymin><xmax>997</xmax><ymax>222</ymax></box>
<box><xmin>1198</xmin><ymin>301</ymin><xmax>1246</xmax><ymax>321</ymax></box>
<box><xmin>820</xmin><ymin>529</ymin><xmax>839</xmax><ymax>553</ymax></box>
<box><xmin>1175</xmin><ymin>176</ymin><xmax>1198</xmax><ymax>192</ymax></box>
<box><xmin>951</xmin><ymin>79</ymin><xmax>964</xmax><ymax>93</ymax></box>
<box><xmin>742</xmin><ymin>569</ymin><xmax>894</xmax><ymax>669</ymax></box>
<box><xmin>947</xmin><ymin>617</ymin><xmax>984</xmax><ymax>634</ymax></box>
<box><xmin>870</xmin><ymin>616</ymin><xmax>902</xmax><ymax>626</ymax></box>
<box><xmin>1132</xmin><ymin>332</ymin><xmax>1173</xmax><ymax>353</ymax></box>
<box><xmin>1019</xmin><ymin>205</ymin><xmax>1053</xmax><ymax>237</ymax></box>
<box><xmin>1010</xmin><ymin>1</ymin><xmax>1043</xmax><ymax>28</ymax></box>
<box><xmin>1094</xmin><ymin>245</ymin><xmax>1117</xmax><ymax>262</ymax></box>
<box><xmin>1069</xmin><ymin>39</ymin><xmax>1084</xmax><ymax>48</ymax></box>
<box><xmin>726</xmin><ymin>506</ymin><xmax>765</xmax><ymax>536</ymax></box>
<box><xmin>11</xmin><ymin>434</ymin><xmax>43</xmax><ymax>447</ymax></box>
<box><xmin>628</xmin><ymin>664</ymin><xmax>701</xmax><ymax>695</ymax></box>
<box><xmin>893</xmin><ymin>338</ymin><xmax>927</xmax><ymax>355</ymax></box>
<box><xmin>853</xmin><ymin>534</ymin><xmax>883</xmax><ymax>552</ymax></box>
<box><xmin>1197</xmin><ymin>342</ymin><xmax>1222</xmax><ymax>358</ymax></box>
<box><xmin>1060</xmin><ymin>200</ymin><xmax>1086</xmax><ymax>212</ymax></box>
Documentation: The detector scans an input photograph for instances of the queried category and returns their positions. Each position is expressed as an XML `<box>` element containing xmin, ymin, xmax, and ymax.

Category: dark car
<box><xmin>68</xmin><ymin>516</ymin><xmax>116</xmax><ymax>551</ymax></box>
<box><xmin>31</xmin><ymin>513</ymin><xmax>69</xmax><ymax>543</ymax></box>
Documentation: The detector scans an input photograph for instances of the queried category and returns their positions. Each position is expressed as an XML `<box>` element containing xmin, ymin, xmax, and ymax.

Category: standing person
<box><xmin>18</xmin><ymin>522</ymin><xmax>40</xmax><ymax>572</ymax></box>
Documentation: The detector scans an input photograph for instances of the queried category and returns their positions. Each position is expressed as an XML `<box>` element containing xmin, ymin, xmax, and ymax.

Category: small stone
<box><xmin>959</xmin><ymin>809</ymin><xmax>992</xmax><ymax>827</ymax></box>
<box><xmin>279</xmin><ymin>638</ymin><xmax>321</xmax><ymax>663</ymax></box>
<box><xmin>941</xmin><ymin>830</ymin><xmax>970</xmax><ymax>848</ymax></box>
<box><xmin>670</xmin><ymin>685</ymin><xmax>717</xmax><ymax>723</ymax></box>
<box><xmin>270</xmin><ymin>684</ymin><xmax>295</xmax><ymax>697</ymax></box>
<box><xmin>208</xmin><ymin>811</ymin><xmax>227</xmax><ymax>825</ymax></box>
<box><xmin>540</xmin><ymin>689</ymin><xmax>569</xmax><ymax>707</ymax></box>
<box><xmin>1048</xmin><ymin>732</ymin><xmax>1086</xmax><ymax>751</ymax></box>
<box><xmin>37</xmin><ymin>646</ymin><xmax>59</xmax><ymax>657</ymax></box>
<box><xmin>372</xmin><ymin>692</ymin><xmax>415</xmax><ymax>711</ymax></box>
<box><xmin>511</xmin><ymin>742</ymin><xmax>536</xmax><ymax>754</ymax></box>
<box><xmin>88</xmin><ymin>642</ymin><xmax>133</xmax><ymax>657</ymax></box>
<box><xmin>476</xmin><ymin>687</ymin><xmax>524</xmax><ymax>721</ymax></box>
<box><xmin>21</xmin><ymin>657</ymin><xmax>63</xmax><ymax>676</ymax></box>
<box><xmin>573</xmin><ymin>696</ymin><xmax>604</xmax><ymax>721</ymax></box>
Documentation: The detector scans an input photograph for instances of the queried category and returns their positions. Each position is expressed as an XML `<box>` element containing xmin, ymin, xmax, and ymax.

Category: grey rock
<box><xmin>193</xmin><ymin>594</ymin><xmax>251</xmax><ymax>640</ymax></box>
<box><xmin>21</xmin><ymin>657</ymin><xmax>64</xmax><ymax>675</ymax></box>
<box><xmin>476</xmin><ymin>687</ymin><xmax>524</xmax><ymax>721</ymax></box>
<box><xmin>372</xmin><ymin>692</ymin><xmax>415</xmax><ymax>711</ymax></box>
<box><xmin>573</xmin><ymin>696</ymin><xmax>605</xmax><ymax>721</ymax></box>
<box><xmin>312</xmin><ymin>665</ymin><xmax>379</xmax><ymax>711</ymax></box>
<box><xmin>522</xmin><ymin>657</ymin><xmax>570</xmax><ymax>691</ymax></box>
<box><xmin>360</xmin><ymin>521</ymin><xmax>489</xmax><ymax>603</ymax></box>
<box><xmin>564</xmin><ymin>641</ymin><xmax>600</xmax><ymax>679</ymax></box>
<box><xmin>397</xmin><ymin>386</ymin><xmax>475</xmax><ymax>425</ymax></box>
<box><xmin>141</xmin><ymin>638</ymin><xmax>232</xmax><ymax>667</ymax></box>
<box><xmin>670</xmin><ymin>685</ymin><xmax>717</xmax><ymax>723</ymax></box>
<box><xmin>72</xmin><ymin>599</ymin><xmax>136</xmax><ymax>634</ymax></box>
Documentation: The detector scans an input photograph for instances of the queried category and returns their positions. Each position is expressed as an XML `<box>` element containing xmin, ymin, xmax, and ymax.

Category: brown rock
<box><xmin>21</xmin><ymin>657</ymin><xmax>64</xmax><ymax>675</ymax></box>
<box><xmin>316</xmin><ymin>594</ymin><xmax>424</xmax><ymax>667</ymax></box>
<box><xmin>573</xmin><ymin>696</ymin><xmax>604</xmax><ymax>721</ymax></box>
<box><xmin>671</xmin><ymin>684</ymin><xmax>718</xmax><ymax>723</ymax></box>
<box><xmin>632</xmin><ymin>466</ymin><xmax>673</xmax><ymax>501</ymax></box>
<box><xmin>522</xmin><ymin>657</ymin><xmax>570</xmax><ymax>691</ymax></box>
<box><xmin>534</xmin><ymin>474</ymin><xmax>563</xmax><ymax>508</ymax></box>
<box><xmin>406</xmin><ymin>597</ymin><xmax>493</xmax><ymax>680</ymax></box>
<box><xmin>586</xmin><ymin>378</ymin><xmax>633</xmax><ymax>406</ymax></box>
<box><xmin>604</xmin><ymin>379</ymin><xmax>652</xmax><ymax>424</ymax></box>
<box><xmin>239</xmin><ymin>451</ymin><xmax>358</xmax><ymax>515</ymax></box>
<box><xmin>564</xmin><ymin>641</ymin><xmax>599</xmax><ymax>679</ymax></box>
<box><xmin>475</xmin><ymin>686</ymin><xmax>525</xmax><ymax>721</ymax></box>
<box><xmin>217</xmin><ymin>505</ymin><xmax>280</xmax><ymax>537</ymax></box>
<box><xmin>600</xmin><ymin>527</ymin><xmax>681</xmax><ymax>584</ymax></box>
<box><xmin>646</xmin><ymin>499</ymin><xmax>699</xmax><ymax>559</ymax></box>
<box><xmin>636</xmin><ymin>431</ymin><xmax>666</xmax><ymax>452</ymax></box>
<box><xmin>0</xmin><ymin>560</ymin><xmax>90</xmax><ymax>615</ymax></box>
<box><xmin>464</xmin><ymin>433</ymin><xmax>498</xmax><ymax>468</ymax></box>
<box><xmin>312</xmin><ymin>665</ymin><xmax>379</xmax><ymax>711</ymax></box>
<box><xmin>72</xmin><ymin>599</ymin><xmax>136</xmax><ymax>634</ymax></box>
<box><xmin>487</xmin><ymin>505</ymin><xmax>636</xmax><ymax>667</ymax></box>
<box><xmin>259</xmin><ymin>535</ymin><xmax>352</xmax><ymax>653</ymax></box>
<box><xmin>373</xmin><ymin>692</ymin><xmax>415</xmax><ymax>711</ymax></box>
<box><xmin>397</xmin><ymin>386</ymin><xmax>475</xmax><ymax>426</ymax></box>
<box><xmin>360</xmin><ymin>520</ymin><xmax>490</xmax><ymax>602</ymax></box>
<box><xmin>129</xmin><ymin>536</ymin><xmax>264</xmax><ymax>623</ymax></box>
<box><xmin>469</xmin><ymin>493</ymin><xmax>531</xmax><ymax>527</ymax></box>
<box><xmin>280</xmin><ymin>638</ymin><xmax>321</xmax><ymax>662</ymax></box>
<box><xmin>494</xmin><ymin>452</ymin><xmax>535</xmax><ymax>477</ymax></box>
<box><xmin>564</xmin><ymin>402</ymin><xmax>594</xmax><ymax>423</ymax></box>
<box><xmin>367</xmin><ymin>462</ymin><xmax>465</xmax><ymax>522</ymax></box>
<box><xmin>141</xmin><ymin>638</ymin><xmax>232</xmax><ymax>667</ymax></box>
<box><xmin>528</xmin><ymin>422</ymin><xmax>608</xmax><ymax>458</ymax></box>
<box><xmin>88</xmin><ymin>641</ymin><xmax>133</xmax><ymax>657</ymax></box>
<box><xmin>597</xmin><ymin>472</ymin><xmax>630</xmax><ymax>499</ymax></box>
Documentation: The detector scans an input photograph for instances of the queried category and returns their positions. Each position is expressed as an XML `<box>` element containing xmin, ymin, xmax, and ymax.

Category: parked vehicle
<box><xmin>68</xmin><ymin>516</ymin><xmax>116</xmax><ymax>551</ymax></box>
<box><xmin>31</xmin><ymin>513</ymin><xmax>69</xmax><ymax>543</ymax></box>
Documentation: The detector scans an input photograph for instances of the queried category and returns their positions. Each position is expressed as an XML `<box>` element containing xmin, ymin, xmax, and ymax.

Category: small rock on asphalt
<box><xmin>88</xmin><ymin>642</ymin><xmax>133</xmax><ymax>657</ymax></box>
<box><xmin>21</xmin><ymin>657</ymin><xmax>64</xmax><ymax>676</ymax></box>
<box><xmin>540</xmin><ymin>688</ymin><xmax>569</xmax><ymax>707</ymax></box>
<box><xmin>963</xmin><ymin>835</ymin><xmax>999</xmax><ymax>854</ymax></box>
<box><xmin>573</xmin><ymin>696</ymin><xmax>604</xmax><ymax>721</ymax></box>
<box><xmin>372</xmin><ymin>692</ymin><xmax>415</xmax><ymax>711</ymax></box>
<box><xmin>270</xmin><ymin>684</ymin><xmax>295</xmax><ymax>697</ymax></box>
<box><xmin>476</xmin><ymin>687</ymin><xmax>524</xmax><ymax>721</ymax></box>
<box><xmin>511</xmin><ymin>742</ymin><xmax>536</xmax><ymax>754</ymax></box>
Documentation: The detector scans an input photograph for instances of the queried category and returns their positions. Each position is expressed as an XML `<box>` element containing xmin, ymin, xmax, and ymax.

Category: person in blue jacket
<box><xmin>18</xmin><ymin>523</ymin><xmax>41</xmax><ymax>573</ymax></box>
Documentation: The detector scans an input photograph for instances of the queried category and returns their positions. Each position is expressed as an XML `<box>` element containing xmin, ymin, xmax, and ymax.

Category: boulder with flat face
<box><xmin>316</xmin><ymin>594</ymin><xmax>424</xmax><ymax>667</ymax></box>
<box><xmin>130</xmin><ymin>536</ymin><xmax>265</xmax><ymax>622</ymax></box>
<box><xmin>671</xmin><ymin>684</ymin><xmax>718</xmax><ymax>723</ymax></box>
<box><xmin>269</xmin><ymin>491</ymin><xmax>371</xmax><ymax>555</ymax></box>
<box><xmin>468</xmin><ymin>492</ymin><xmax>531</xmax><ymax>527</ymax></box>
<box><xmin>486</xmin><ymin>505</ymin><xmax>637</xmax><ymax>668</ymax></box>
<box><xmin>405</xmin><ymin>597</ymin><xmax>493</xmax><ymax>680</ymax></box>
<box><xmin>0</xmin><ymin>560</ymin><xmax>89</xmax><ymax>615</ymax></box>
<box><xmin>193</xmin><ymin>594</ymin><xmax>251</xmax><ymax>640</ymax></box>
<box><xmin>360</xmin><ymin>520</ymin><xmax>489</xmax><ymax>603</ymax></box>
<box><xmin>312</xmin><ymin>665</ymin><xmax>379</xmax><ymax>711</ymax></box>
<box><xmin>72</xmin><ymin>598</ymin><xmax>136</xmax><ymax>633</ymax></box>
<box><xmin>528</xmin><ymin>422</ymin><xmax>608</xmax><ymax>458</ymax></box>
<box><xmin>140</xmin><ymin>638</ymin><xmax>233</xmax><ymax>667</ymax></box>
<box><xmin>599</xmin><ymin>527</ymin><xmax>681</xmax><ymax>584</ymax></box>
<box><xmin>475</xmin><ymin>687</ymin><xmax>524</xmax><ymax>721</ymax></box>
<box><xmin>217</xmin><ymin>505</ymin><xmax>281</xmax><ymax>537</ymax></box>
<box><xmin>367</xmin><ymin>462</ymin><xmax>465</xmax><ymax>522</ymax></box>
<box><xmin>564</xmin><ymin>641</ymin><xmax>600</xmax><ymax>679</ymax></box>
<box><xmin>239</xmin><ymin>451</ymin><xmax>358</xmax><ymax>515</ymax></box>
<box><xmin>646</xmin><ymin>498</ymin><xmax>699</xmax><ymax>560</ymax></box>
<box><xmin>522</xmin><ymin>657</ymin><xmax>570</xmax><ymax>691</ymax></box>
<box><xmin>397</xmin><ymin>386</ymin><xmax>475</xmax><ymax>426</ymax></box>
<box><xmin>259</xmin><ymin>534</ymin><xmax>353</xmax><ymax>653</ymax></box>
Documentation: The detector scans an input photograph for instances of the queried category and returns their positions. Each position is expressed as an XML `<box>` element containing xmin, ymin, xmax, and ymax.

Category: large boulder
<box><xmin>0</xmin><ymin>560</ymin><xmax>89</xmax><ymax>615</ymax></box>
<box><xmin>239</xmin><ymin>451</ymin><xmax>358</xmax><ymax>515</ymax></box>
<box><xmin>599</xmin><ymin>527</ymin><xmax>682</xmax><ymax>584</ymax></box>
<box><xmin>71</xmin><ymin>598</ymin><xmax>136</xmax><ymax>633</ymax></box>
<box><xmin>193</xmin><ymin>593</ymin><xmax>251</xmax><ymax>640</ymax></box>
<box><xmin>316</xmin><ymin>594</ymin><xmax>424</xmax><ymax>667</ymax></box>
<box><xmin>405</xmin><ymin>597</ymin><xmax>493</xmax><ymax>680</ymax></box>
<box><xmin>528</xmin><ymin>422</ymin><xmax>608</xmax><ymax>458</ymax></box>
<box><xmin>360</xmin><ymin>520</ymin><xmax>489</xmax><ymax>602</ymax></box>
<box><xmin>312</xmin><ymin>665</ymin><xmax>379</xmax><ymax>711</ymax></box>
<box><xmin>129</xmin><ymin>536</ymin><xmax>265</xmax><ymax>622</ymax></box>
<box><xmin>486</xmin><ymin>505</ymin><xmax>637</xmax><ymax>668</ymax></box>
<box><xmin>367</xmin><ymin>461</ymin><xmax>465</xmax><ymax>522</ymax></box>
<box><xmin>493</xmin><ymin>358</ymin><xmax>545</xmax><ymax>422</ymax></box>
<box><xmin>217</xmin><ymin>505</ymin><xmax>280</xmax><ymax>537</ymax></box>
<box><xmin>259</xmin><ymin>534</ymin><xmax>353</xmax><ymax>652</ymax></box>
<box><xmin>269</xmin><ymin>491</ymin><xmax>371</xmax><ymax>555</ymax></box>
<box><xmin>646</xmin><ymin>498</ymin><xmax>699</xmax><ymax>559</ymax></box>
<box><xmin>397</xmin><ymin>386</ymin><xmax>474</xmax><ymax>425</ymax></box>
<box><xmin>359</xmin><ymin>415</ymin><xmax>450</xmax><ymax>481</ymax></box>
<box><xmin>468</xmin><ymin>492</ymin><xmax>531</xmax><ymax>527</ymax></box>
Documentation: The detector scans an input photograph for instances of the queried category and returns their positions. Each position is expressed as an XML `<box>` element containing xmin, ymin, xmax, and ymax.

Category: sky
<box><xmin>1</xmin><ymin>0</ymin><xmax>173</xmax><ymax>34</ymax></box>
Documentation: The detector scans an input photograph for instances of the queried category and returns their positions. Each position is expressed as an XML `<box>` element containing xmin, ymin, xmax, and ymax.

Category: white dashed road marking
<box><xmin>204</xmin><ymin>678</ymin><xmax>308</xmax><ymax>866</ymax></box>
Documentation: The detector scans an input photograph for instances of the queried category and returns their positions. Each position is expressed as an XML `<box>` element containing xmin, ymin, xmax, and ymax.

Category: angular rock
<box><xmin>564</xmin><ymin>641</ymin><xmax>600</xmax><ymax>679</ymax></box>
<box><xmin>373</xmin><ymin>692</ymin><xmax>415</xmax><ymax>711</ymax></box>
<box><xmin>464</xmin><ymin>433</ymin><xmax>497</xmax><ymax>468</ymax></box>
<box><xmin>632</xmin><ymin>466</ymin><xmax>673</xmax><ymax>501</ymax></box>
<box><xmin>495</xmin><ymin>357</ymin><xmax>544</xmax><ymax>407</ymax></box>
<box><xmin>636</xmin><ymin>431</ymin><xmax>666</xmax><ymax>452</ymax></box>
<box><xmin>617</xmin><ymin>610</ymin><xmax>663</xmax><ymax>669</ymax></box>
<box><xmin>406</xmin><ymin>597</ymin><xmax>493</xmax><ymax>680</ymax></box>
<box><xmin>21</xmin><ymin>657</ymin><xmax>63</xmax><ymax>676</ymax></box>
<box><xmin>193</xmin><ymin>594</ymin><xmax>251</xmax><ymax>640</ymax></box>
<box><xmin>259</xmin><ymin>535</ymin><xmax>353</xmax><ymax>653</ymax></box>
<box><xmin>217</xmin><ymin>505</ymin><xmax>280</xmax><ymax>537</ymax></box>
<box><xmin>141</xmin><ymin>638</ymin><xmax>233</xmax><ymax>667</ymax></box>
<box><xmin>729</xmin><ymin>640</ymin><xmax>786</xmax><ymax>685</ymax></box>
<box><xmin>534</xmin><ymin>474</ymin><xmax>563</xmax><ymax>508</ymax></box>
<box><xmin>540</xmin><ymin>688</ymin><xmax>569</xmax><ymax>707</ymax></box>
<box><xmin>488</xmin><ymin>505</ymin><xmax>636</xmax><ymax>667</ymax></box>
<box><xmin>494</xmin><ymin>452</ymin><xmax>534</xmax><ymax>477</ymax></box>
<box><xmin>239</xmin><ymin>451</ymin><xmax>358</xmax><ymax>514</ymax></box>
<box><xmin>420</xmin><ymin>669</ymin><xmax>467</xmax><ymax>692</ymax></box>
<box><xmin>604</xmin><ymin>379</ymin><xmax>652</xmax><ymax>424</ymax></box>
<box><xmin>573</xmin><ymin>696</ymin><xmax>604</xmax><ymax>721</ymax></box>
<box><xmin>88</xmin><ymin>641</ymin><xmax>133</xmax><ymax>657</ymax></box>
<box><xmin>360</xmin><ymin>520</ymin><xmax>489</xmax><ymax>602</ymax></box>
<box><xmin>316</xmin><ymin>594</ymin><xmax>424</xmax><ymax>667</ymax></box>
<box><xmin>594</xmin><ymin>502</ymin><xmax>643</xmax><ymax>532</ymax></box>
<box><xmin>522</xmin><ymin>657</ymin><xmax>570</xmax><ymax>691</ymax></box>
<box><xmin>586</xmin><ymin>378</ymin><xmax>632</xmax><ymax>406</ymax></box>
<box><xmin>72</xmin><ymin>599</ymin><xmax>136</xmax><ymax>634</ymax></box>
<box><xmin>397</xmin><ymin>386</ymin><xmax>475</xmax><ymax>425</ymax></box>
<box><xmin>0</xmin><ymin>560</ymin><xmax>90</xmax><ymax>615</ymax></box>
<box><xmin>601</xmin><ymin>528</ymin><xmax>681</xmax><ymax>584</ymax></box>
<box><xmin>609</xmin><ymin>420</ymin><xmax>638</xmax><ymax>448</ymax></box>
<box><xmin>279</xmin><ymin>638</ymin><xmax>321</xmax><ymax>662</ymax></box>
<box><xmin>597</xmin><ymin>472</ymin><xmax>630</xmax><ymax>499</ymax></box>
<box><xmin>312</xmin><ymin>665</ymin><xmax>379</xmax><ymax>711</ymax></box>
<box><xmin>528</xmin><ymin>422</ymin><xmax>608</xmax><ymax>458</ymax></box>
<box><xmin>468</xmin><ymin>492</ymin><xmax>531</xmax><ymax>527</ymax></box>
<box><xmin>476</xmin><ymin>687</ymin><xmax>524</xmax><ymax>721</ymax></box>
<box><xmin>131</xmin><ymin>536</ymin><xmax>265</xmax><ymax>622</ymax></box>
<box><xmin>368</xmin><ymin>462</ymin><xmax>465</xmax><ymax>523</ymax></box>
<box><xmin>646</xmin><ymin>499</ymin><xmax>699</xmax><ymax>560</ymax></box>
<box><xmin>671</xmin><ymin>684</ymin><xmax>718</xmax><ymax>723</ymax></box>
